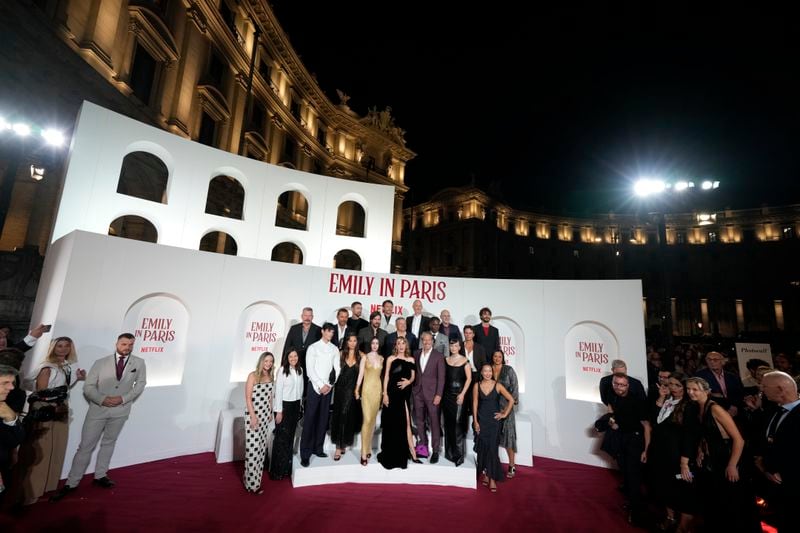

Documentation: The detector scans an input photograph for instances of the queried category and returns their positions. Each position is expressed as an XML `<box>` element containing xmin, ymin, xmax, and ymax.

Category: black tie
<box><xmin>767</xmin><ymin>407</ymin><xmax>788</xmax><ymax>442</ymax></box>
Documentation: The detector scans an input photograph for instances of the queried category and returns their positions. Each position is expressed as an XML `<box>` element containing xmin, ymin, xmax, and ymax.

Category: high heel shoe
<box><xmin>360</xmin><ymin>457</ymin><xmax>368</xmax><ymax>466</ymax></box>
<box><xmin>411</xmin><ymin>457</ymin><xmax>423</xmax><ymax>464</ymax></box>
<box><xmin>506</xmin><ymin>465</ymin><xmax>516</xmax><ymax>478</ymax></box>
<box><xmin>367</xmin><ymin>453</ymin><xmax>372</xmax><ymax>459</ymax></box>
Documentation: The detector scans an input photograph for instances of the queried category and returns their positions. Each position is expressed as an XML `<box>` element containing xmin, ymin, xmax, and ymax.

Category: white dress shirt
<box><xmin>306</xmin><ymin>339</ymin><xmax>341</xmax><ymax>393</ymax></box>
<box><xmin>410</xmin><ymin>314</ymin><xmax>423</xmax><ymax>338</ymax></box>
<box><xmin>420</xmin><ymin>349</ymin><xmax>431</xmax><ymax>373</ymax></box>
<box><xmin>274</xmin><ymin>367</ymin><xmax>303</xmax><ymax>412</ymax></box>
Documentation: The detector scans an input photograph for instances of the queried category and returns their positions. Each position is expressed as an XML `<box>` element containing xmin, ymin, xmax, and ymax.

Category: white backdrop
<box><xmin>23</xmin><ymin>231</ymin><xmax>647</xmax><ymax>476</ymax></box>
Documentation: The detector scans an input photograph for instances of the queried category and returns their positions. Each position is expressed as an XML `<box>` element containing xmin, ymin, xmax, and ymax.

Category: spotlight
<box><xmin>701</xmin><ymin>180</ymin><xmax>713</xmax><ymax>190</ymax></box>
<box><xmin>41</xmin><ymin>128</ymin><xmax>65</xmax><ymax>147</ymax></box>
<box><xmin>12</xmin><ymin>122</ymin><xmax>31</xmax><ymax>136</ymax></box>
<box><xmin>674</xmin><ymin>181</ymin><xmax>689</xmax><ymax>191</ymax></box>
<box><xmin>634</xmin><ymin>177</ymin><xmax>666</xmax><ymax>197</ymax></box>
<box><xmin>30</xmin><ymin>165</ymin><xmax>45</xmax><ymax>181</ymax></box>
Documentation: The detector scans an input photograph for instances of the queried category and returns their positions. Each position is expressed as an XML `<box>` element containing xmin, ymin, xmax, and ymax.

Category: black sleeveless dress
<box><xmin>377</xmin><ymin>358</ymin><xmax>415</xmax><ymax>469</ymax></box>
<box><xmin>442</xmin><ymin>363</ymin><xmax>469</xmax><ymax>464</ymax></box>
<box><xmin>475</xmin><ymin>383</ymin><xmax>503</xmax><ymax>481</ymax></box>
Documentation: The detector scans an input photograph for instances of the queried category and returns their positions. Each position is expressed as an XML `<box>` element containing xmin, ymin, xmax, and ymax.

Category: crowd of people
<box><xmin>597</xmin><ymin>346</ymin><xmax>800</xmax><ymax>532</ymax></box>
<box><xmin>242</xmin><ymin>301</ymin><xmax>520</xmax><ymax>494</ymax></box>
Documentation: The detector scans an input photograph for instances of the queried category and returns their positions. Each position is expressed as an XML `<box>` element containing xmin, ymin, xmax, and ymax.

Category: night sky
<box><xmin>271</xmin><ymin>3</ymin><xmax>800</xmax><ymax>215</ymax></box>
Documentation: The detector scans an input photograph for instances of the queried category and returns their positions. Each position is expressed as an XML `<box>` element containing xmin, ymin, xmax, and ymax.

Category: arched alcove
<box><xmin>205</xmin><ymin>175</ymin><xmax>244</xmax><ymax>219</ymax></box>
<box><xmin>271</xmin><ymin>242</ymin><xmax>303</xmax><ymax>264</ymax></box>
<box><xmin>333</xmin><ymin>249</ymin><xmax>362</xmax><ymax>271</ymax></box>
<box><xmin>336</xmin><ymin>200</ymin><xmax>366</xmax><ymax>237</ymax></box>
<box><xmin>117</xmin><ymin>151</ymin><xmax>169</xmax><ymax>203</ymax></box>
<box><xmin>275</xmin><ymin>190</ymin><xmax>309</xmax><ymax>230</ymax></box>
<box><xmin>109</xmin><ymin>215</ymin><xmax>158</xmax><ymax>243</ymax></box>
<box><xmin>199</xmin><ymin>231</ymin><xmax>238</xmax><ymax>255</ymax></box>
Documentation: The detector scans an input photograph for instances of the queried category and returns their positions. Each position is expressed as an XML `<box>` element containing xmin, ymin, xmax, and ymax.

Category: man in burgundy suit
<box><xmin>413</xmin><ymin>331</ymin><xmax>445</xmax><ymax>463</ymax></box>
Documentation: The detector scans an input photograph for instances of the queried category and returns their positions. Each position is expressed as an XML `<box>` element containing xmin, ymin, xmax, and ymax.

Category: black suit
<box><xmin>0</xmin><ymin>416</ymin><xmax>24</xmax><ymax>502</ymax></box>
<box><xmin>346</xmin><ymin>316</ymin><xmax>369</xmax><ymax>335</ymax></box>
<box><xmin>332</xmin><ymin>324</ymin><xmax>357</xmax><ymax>350</ymax></box>
<box><xmin>383</xmin><ymin>332</ymin><xmax>418</xmax><ymax>356</ymax></box>
<box><xmin>283</xmin><ymin>322</ymin><xmax>322</xmax><ymax>371</ymax></box>
<box><xmin>357</xmin><ymin>326</ymin><xmax>387</xmax><ymax>354</ymax></box>
<box><xmin>464</xmin><ymin>342</ymin><xmax>488</xmax><ymax>372</ymax></box>
<box><xmin>762</xmin><ymin>405</ymin><xmax>800</xmax><ymax>532</ymax></box>
<box><xmin>439</xmin><ymin>323</ymin><xmax>463</xmax><ymax>344</ymax></box>
<box><xmin>406</xmin><ymin>314</ymin><xmax>430</xmax><ymax>339</ymax></box>
<box><xmin>473</xmin><ymin>323</ymin><xmax>500</xmax><ymax>355</ymax></box>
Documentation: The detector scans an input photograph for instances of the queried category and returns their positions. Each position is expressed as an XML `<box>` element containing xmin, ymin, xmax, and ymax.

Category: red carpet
<box><xmin>3</xmin><ymin>454</ymin><xmax>638</xmax><ymax>532</ymax></box>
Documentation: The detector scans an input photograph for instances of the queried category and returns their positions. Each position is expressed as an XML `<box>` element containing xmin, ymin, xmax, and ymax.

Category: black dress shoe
<box><xmin>300</xmin><ymin>458</ymin><xmax>310</xmax><ymax>467</ymax></box>
<box><xmin>314</xmin><ymin>452</ymin><xmax>328</xmax><ymax>458</ymax></box>
<box><xmin>455</xmin><ymin>458</ymin><xmax>464</xmax><ymax>467</ymax></box>
<box><xmin>93</xmin><ymin>476</ymin><xmax>116</xmax><ymax>489</ymax></box>
<box><xmin>430</xmin><ymin>453</ymin><xmax>439</xmax><ymax>464</ymax></box>
<box><xmin>411</xmin><ymin>457</ymin><xmax>423</xmax><ymax>464</ymax></box>
<box><xmin>50</xmin><ymin>485</ymin><xmax>75</xmax><ymax>502</ymax></box>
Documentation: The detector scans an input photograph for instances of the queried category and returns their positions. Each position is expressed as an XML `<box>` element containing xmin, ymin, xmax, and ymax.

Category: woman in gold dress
<box><xmin>355</xmin><ymin>336</ymin><xmax>383</xmax><ymax>465</ymax></box>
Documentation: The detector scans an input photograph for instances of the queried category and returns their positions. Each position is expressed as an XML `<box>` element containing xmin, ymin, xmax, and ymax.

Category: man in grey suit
<box><xmin>52</xmin><ymin>333</ymin><xmax>146</xmax><ymax>500</ymax></box>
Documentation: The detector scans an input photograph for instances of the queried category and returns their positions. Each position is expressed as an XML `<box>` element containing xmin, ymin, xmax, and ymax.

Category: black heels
<box><xmin>360</xmin><ymin>457</ymin><xmax>368</xmax><ymax>466</ymax></box>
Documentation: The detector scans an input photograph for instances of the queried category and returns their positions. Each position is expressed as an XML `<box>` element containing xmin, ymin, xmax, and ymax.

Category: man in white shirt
<box><xmin>299</xmin><ymin>323</ymin><xmax>340</xmax><ymax>467</ymax></box>
<box><xmin>407</xmin><ymin>299</ymin><xmax>429</xmax><ymax>339</ymax></box>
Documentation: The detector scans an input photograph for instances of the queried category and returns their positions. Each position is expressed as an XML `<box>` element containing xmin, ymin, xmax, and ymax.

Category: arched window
<box><xmin>205</xmin><ymin>175</ymin><xmax>244</xmax><ymax>219</ymax></box>
<box><xmin>333</xmin><ymin>249</ymin><xmax>361</xmax><ymax>271</ymax></box>
<box><xmin>199</xmin><ymin>231</ymin><xmax>237</xmax><ymax>255</ymax></box>
<box><xmin>117</xmin><ymin>151</ymin><xmax>169</xmax><ymax>203</ymax></box>
<box><xmin>275</xmin><ymin>191</ymin><xmax>308</xmax><ymax>230</ymax></box>
<box><xmin>336</xmin><ymin>201</ymin><xmax>365</xmax><ymax>237</ymax></box>
<box><xmin>271</xmin><ymin>242</ymin><xmax>303</xmax><ymax>264</ymax></box>
<box><xmin>108</xmin><ymin>215</ymin><xmax>158</xmax><ymax>243</ymax></box>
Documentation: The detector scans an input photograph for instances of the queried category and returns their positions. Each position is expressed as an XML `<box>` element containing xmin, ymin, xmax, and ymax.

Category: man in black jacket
<box><xmin>0</xmin><ymin>365</ymin><xmax>24</xmax><ymax>502</ymax></box>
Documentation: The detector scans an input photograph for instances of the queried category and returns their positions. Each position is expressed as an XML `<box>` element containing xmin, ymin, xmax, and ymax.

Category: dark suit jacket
<box><xmin>0</xmin><ymin>416</ymin><xmax>24</xmax><ymax>470</ymax></box>
<box><xmin>346</xmin><ymin>316</ymin><xmax>369</xmax><ymax>335</ymax></box>
<box><xmin>473</xmin><ymin>323</ymin><xmax>500</xmax><ymax>355</ymax></box>
<box><xmin>412</xmin><ymin>348</ymin><xmax>445</xmax><ymax>401</ymax></box>
<box><xmin>439</xmin><ymin>323</ymin><xmax>463</xmax><ymax>344</ymax></box>
<box><xmin>383</xmin><ymin>332</ymin><xmax>418</xmax><ymax>356</ymax></box>
<box><xmin>357</xmin><ymin>326</ymin><xmax>387</xmax><ymax>354</ymax></box>
<box><xmin>763</xmin><ymin>405</ymin><xmax>800</xmax><ymax>491</ymax></box>
<box><xmin>693</xmin><ymin>368</ymin><xmax>744</xmax><ymax>410</ymax></box>
<box><xmin>283</xmin><ymin>323</ymin><xmax>322</xmax><ymax>368</ymax></box>
<box><xmin>332</xmin><ymin>325</ymin><xmax>358</xmax><ymax>350</ymax></box>
<box><xmin>463</xmin><ymin>342</ymin><xmax>487</xmax><ymax>372</ymax></box>
<box><xmin>406</xmin><ymin>314</ymin><xmax>430</xmax><ymax>338</ymax></box>
<box><xmin>599</xmin><ymin>374</ymin><xmax>646</xmax><ymax>407</ymax></box>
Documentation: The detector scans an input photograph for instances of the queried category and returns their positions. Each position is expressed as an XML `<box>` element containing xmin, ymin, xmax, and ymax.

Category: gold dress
<box><xmin>360</xmin><ymin>358</ymin><xmax>383</xmax><ymax>457</ymax></box>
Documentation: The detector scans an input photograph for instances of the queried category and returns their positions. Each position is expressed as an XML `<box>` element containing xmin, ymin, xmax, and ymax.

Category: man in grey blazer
<box><xmin>52</xmin><ymin>333</ymin><xmax>146</xmax><ymax>500</ymax></box>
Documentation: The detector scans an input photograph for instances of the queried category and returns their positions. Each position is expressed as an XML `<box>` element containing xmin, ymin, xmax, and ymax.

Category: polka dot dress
<box><xmin>244</xmin><ymin>381</ymin><xmax>274</xmax><ymax>492</ymax></box>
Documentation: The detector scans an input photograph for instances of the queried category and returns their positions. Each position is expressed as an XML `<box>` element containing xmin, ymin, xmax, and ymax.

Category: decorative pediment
<box><xmin>196</xmin><ymin>85</ymin><xmax>231</xmax><ymax>122</ymax></box>
<box><xmin>128</xmin><ymin>6</ymin><xmax>180</xmax><ymax>67</ymax></box>
<box><xmin>244</xmin><ymin>131</ymin><xmax>269</xmax><ymax>160</ymax></box>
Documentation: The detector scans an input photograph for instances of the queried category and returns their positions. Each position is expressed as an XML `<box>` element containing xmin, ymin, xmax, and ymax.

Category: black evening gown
<box><xmin>442</xmin><ymin>363</ymin><xmax>469</xmax><ymax>464</ymax></box>
<box><xmin>475</xmin><ymin>383</ymin><xmax>503</xmax><ymax>481</ymax></box>
<box><xmin>330</xmin><ymin>362</ymin><xmax>362</xmax><ymax>448</ymax></box>
<box><xmin>269</xmin><ymin>400</ymin><xmax>300</xmax><ymax>480</ymax></box>
<box><xmin>377</xmin><ymin>359</ymin><xmax>414</xmax><ymax>469</ymax></box>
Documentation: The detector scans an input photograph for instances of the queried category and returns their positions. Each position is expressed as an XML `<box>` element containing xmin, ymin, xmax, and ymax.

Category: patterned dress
<box><xmin>496</xmin><ymin>365</ymin><xmax>518</xmax><ymax>452</ymax></box>
<box><xmin>244</xmin><ymin>381</ymin><xmax>274</xmax><ymax>492</ymax></box>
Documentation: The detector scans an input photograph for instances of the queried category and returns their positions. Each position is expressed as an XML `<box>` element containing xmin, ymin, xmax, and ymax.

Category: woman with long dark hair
<box><xmin>473</xmin><ymin>363</ymin><xmax>514</xmax><ymax>493</ymax></box>
<box><xmin>269</xmin><ymin>349</ymin><xmax>303</xmax><ymax>480</ymax></box>
<box><xmin>377</xmin><ymin>337</ymin><xmax>421</xmax><ymax>469</ymax></box>
<box><xmin>243</xmin><ymin>352</ymin><xmax>274</xmax><ymax>493</ymax></box>
<box><xmin>20</xmin><ymin>337</ymin><xmax>85</xmax><ymax>504</ymax></box>
<box><xmin>355</xmin><ymin>337</ymin><xmax>383</xmax><ymax>465</ymax></box>
<box><xmin>331</xmin><ymin>333</ymin><xmax>362</xmax><ymax>460</ymax></box>
<box><xmin>442</xmin><ymin>338</ymin><xmax>471</xmax><ymax>466</ymax></box>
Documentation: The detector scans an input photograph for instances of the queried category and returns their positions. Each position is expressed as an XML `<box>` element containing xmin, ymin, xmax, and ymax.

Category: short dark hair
<box><xmin>463</xmin><ymin>325</ymin><xmax>474</xmax><ymax>334</ymax></box>
<box><xmin>369</xmin><ymin>310</ymin><xmax>381</xmax><ymax>320</ymax></box>
<box><xmin>118</xmin><ymin>333</ymin><xmax>135</xmax><ymax>341</ymax></box>
<box><xmin>0</xmin><ymin>348</ymin><xmax>25</xmax><ymax>370</ymax></box>
<box><xmin>0</xmin><ymin>364</ymin><xmax>18</xmax><ymax>378</ymax></box>
<box><xmin>337</xmin><ymin>307</ymin><xmax>349</xmax><ymax>316</ymax></box>
<box><xmin>746</xmin><ymin>358</ymin><xmax>771</xmax><ymax>371</ymax></box>
<box><xmin>429</xmin><ymin>316</ymin><xmax>441</xmax><ymax>324</ymax></box>
<box><xmin>382</xmin><ymin>299</ymin><xmax>393</xmax><ymax>306</ymax></box>
<box><xmin>479</xmin><ymin>307</ymin><xmax>492</xmax><ymax>316</ymax></box>
<box><xmin>321</xmin><ymin>322</ymin><xmax>335</xmax><ymax>332</ymax></box>
<box><xmin>351</xmin><ymin>301</ymin><xmax>362</xmax><ymax>308</ymax></box>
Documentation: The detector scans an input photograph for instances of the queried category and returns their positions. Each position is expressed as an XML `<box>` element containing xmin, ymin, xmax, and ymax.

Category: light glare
<box><xmin>41</xmin><ymin>128</ymin><xmax>65</xmax><ymax>147</ymax></box>
<box><xmin>634</xmin><ymin>178</ymin><xmax>666</xmax><ymax>197</ymax></box>
<box><xmin>12</xmin><ymin>122</ymin><xmax>31</xmax><ymax>136</ymax></box>
<box><xmin>701</xmin><ymin>180</ymin><xmax>713</xmax><ymax>190</ymax></box>
<box><xmin>674</xmin><ymin>181</ymin><xmax>689</xmax><ymax>191</ymax></box>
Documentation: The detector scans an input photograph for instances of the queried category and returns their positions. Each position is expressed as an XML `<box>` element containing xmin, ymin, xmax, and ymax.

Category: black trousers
<box><xmin>617</xmin><ymin>432</ymin><xmax>645</xmax><ymax>510</ymax></box>
<box><xmin>300</xmin><ymin>387</ymin><xmax>331</xmax><ymax>461</ymax></box>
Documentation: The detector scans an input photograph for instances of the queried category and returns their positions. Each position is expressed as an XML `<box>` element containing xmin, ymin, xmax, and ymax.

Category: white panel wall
<box><xmin>50</xmin><ymin>101</ymin><xmax>395</xmax><ymax>272</ymax></box>
<box><xmin>24</xmin><ymin>231</ymin><xmax>647</xmax><ymax>475</ymax></box>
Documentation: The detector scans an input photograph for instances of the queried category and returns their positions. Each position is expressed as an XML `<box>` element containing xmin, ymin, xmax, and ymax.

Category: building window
<box><xmin>198</xmin><ymin>112</ymin><xmax>218</xmax><ymax>147</ymax></box>
<box><xmin>205</xmin><ymin>48</ymin><xmax>226</xmax><ymax>92</ymax></box>
<box><xmin>333</xmin><ymin>249</ymin><xmax>362</xmax><ymax>271</ymax></box>
<box><xmin>676</xmin><ymin>231</ymin><xmax>686</xmax><ymax>244</ymax></box>
<box><xmin>249</xmin><ymin>101</ymin><xmax>266</xmax><ymax>134</ymax></box>
<box><xmin>290</xmin><ymin>98</ymin><xmax>302</xmax><ymax>121</ymax></box>
<box><xmin>129</xmin><ymin>43</ymin><xmax>158</xmax><ymax>105</ymax></box>
<box><xmin>108</xmin><ymin>215</ymin><xmax>157</xmax><ymax>243</ymax></box>
<box><xmin>316</xmin><ymin>122</ymin><xmax>327</xmax><ymax>146</ymax></box>
<box><xmin>271</xmin><ymin>242</ymin><xmax>303</xmax><ymax>264</ymax></box>
<box><xmin>205</xmin><ymin>175</ymin><xmax>244</xmax><ymax>219</ymax></box>
<box><xmin>275</xmin><ymin>191</ymin><xmax>308</xmax><ymax>231</ymax></box>
<box><xmin>336</xmin><ymin>201</ymin><xmax>366</xmax><ymax>237</ymax></box>
<box><xmin>708</xmin><ymin>231</ymin><xmax>717</xmax><ymax>243</ymax></box>
<box><xmin>258</xmin><ymin>57</ymin><xmax>272</xmax><ymax>84</ymax></box>
<box><xmin>281</xmin><ymin>136</ymin><xmax>297</xmax><ymax>166</ymax></box>
<box><xmin>573</xmin><ymin>249</ymin><xmax>580</xmax><ymax>259</ymax></box>
<box><xmin>117</xmin><ymin>151</ymin><xmax>169</xmax><ymax>203</ymax></box>
<box><xmin>782</xmin><ymin>226</ymin><xmax>794</xmax><ymax>239</ymax></box>
<box><xmin>199</xmin><ymin>231</ymin><xmax>237</xmax><ymax>255</ymax></box>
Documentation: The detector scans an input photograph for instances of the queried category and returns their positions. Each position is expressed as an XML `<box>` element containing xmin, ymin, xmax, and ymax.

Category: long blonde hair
<box><xmin>45</xmin><ymin>336</ymin><xmax>78</xmax><ymax>364</ymax></box>
<box><xmin>254</xmin><ymin>352</ymin><xmax>275</xmax><ymax>382</ymax></box>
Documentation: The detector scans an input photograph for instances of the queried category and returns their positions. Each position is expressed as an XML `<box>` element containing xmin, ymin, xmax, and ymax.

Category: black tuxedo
<box><xmin>473</xmin><ymin>323</ymin><xmax>500</xmax><ymax>355</ymax></box>
<box><xmin>762</xmin><ymin>405</ymin><xmax>800</xmax><ymax>531</ymax></box>
<box><xmin>0</xmin><ymin>416</ymin><xmax>24</xmax><ymax>501</ymax></box>
<box><xmin>283</xmin><ymin>322</ymin><xmax>322</xmax><ymax>370</ymax></box>
<box><xmin>383</xmin><ymin>331</ymin><xmax>418</xmax><ymax>356</ymax></box>
<box><xmin>332</xmin><ymin>325</ymin><xmax>358</xmax><ymax>350</ymax></box>
<box><xmin>347</xmin><ymin>316</ymin><xmax>369</xmax><ymax>335</ymax></box>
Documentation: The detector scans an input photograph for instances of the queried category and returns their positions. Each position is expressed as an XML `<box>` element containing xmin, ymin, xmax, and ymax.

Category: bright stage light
<box><xmin>0</xmin><ymin>117</ymin><xmax>9</xmax><ymax>131</ymax></box>
<box><xmin>634</xmin><ymin>178</ymin><xmax>666</xmax><ymax>197</ymax></box>
<box><xmin>701</xmin><ymin>180</ymin><xmax>713</xmax><ymax>190</ymax></box>
<box><xmin>12</xmin><ymin>122</ymin><xmax>31</xmax><ymax>136</ymax></box>
<box><xmin>42</xmin><ymin>128</ymin><xmax>65</xmax><ymax>147</ymax></box>
<box><xmin>674</xmin><ymin>181</ymin><xmax>689</xmax><ymax>191</ymax></box>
